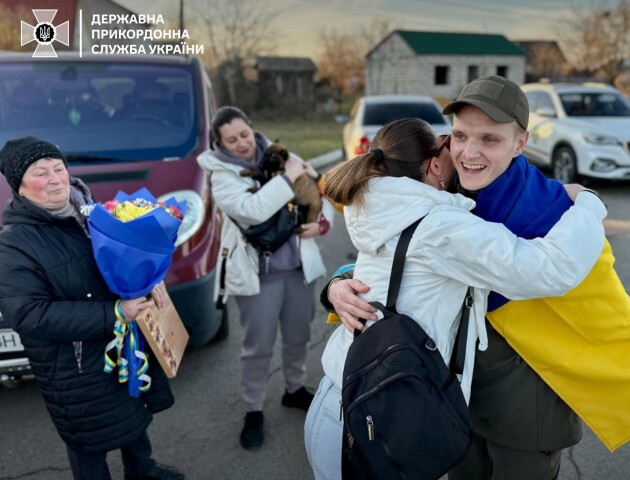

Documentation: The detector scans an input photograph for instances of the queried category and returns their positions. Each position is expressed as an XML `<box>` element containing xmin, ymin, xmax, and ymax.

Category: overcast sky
<box><xmin>118</xmin><ymin>0</ymin><xmax>621</xmax><ymax>57</ymax></box>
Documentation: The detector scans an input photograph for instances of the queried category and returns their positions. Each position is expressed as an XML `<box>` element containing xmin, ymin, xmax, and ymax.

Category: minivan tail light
<box><xmin>354</xmin><ymin>136</ymin><xmax>371</xmax><ymax>155</ymax></box>
<box><xmin>157</xmin><ymin>190</ymin><xmax>205</xmax><ymax>247</ymax></box>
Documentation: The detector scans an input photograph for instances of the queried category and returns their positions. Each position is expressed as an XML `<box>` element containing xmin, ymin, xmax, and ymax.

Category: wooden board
<box><xmin>135</xmin><ymin>291</ymin><xmax>189</xmax><ymax>378</ymax></box>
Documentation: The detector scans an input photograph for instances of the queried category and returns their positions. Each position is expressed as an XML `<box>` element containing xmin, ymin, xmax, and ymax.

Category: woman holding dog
<box><xmin>197</xmin><ymin>106</ymin><xmax>334</xmax><ymax>449</ymax></box>
<box><xmin>303</xmin><ymin>118</ymin><xmax>607</xmax><ymax>480</ymax></box>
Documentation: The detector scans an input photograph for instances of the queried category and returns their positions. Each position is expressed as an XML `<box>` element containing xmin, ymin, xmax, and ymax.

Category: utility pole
<box><xmin>179</xmin><ymin>0</ymin><xmax>184</xmax><ymax>31</ymax></box>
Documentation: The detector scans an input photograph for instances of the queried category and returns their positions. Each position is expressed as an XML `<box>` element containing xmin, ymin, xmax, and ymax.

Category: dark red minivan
<box><xmin>0</xmin><ymin>53</ymin><xmax>226</xmax><ymax>384</ymax></box>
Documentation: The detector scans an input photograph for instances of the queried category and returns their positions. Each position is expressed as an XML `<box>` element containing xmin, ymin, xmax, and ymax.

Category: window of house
<box><xmin>468</xmin><ymin>66</ymin><xmax>479</xmax><ymax>83</ymax></box>
<box><xmin>435</xmin><ymin>66</ymin><xmax>449</xmax><ymax>85</ymax></box>
<box><xmin>496</xmin><ymin>66</ymin><xmax>508</xmax><ymax>77</ymax></box>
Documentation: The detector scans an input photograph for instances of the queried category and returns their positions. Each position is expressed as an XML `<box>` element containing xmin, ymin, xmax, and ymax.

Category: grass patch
<box><xmin>251</xmin><ymin>117</ymin><xmax>343</xmax><ymax>160</ymax></box>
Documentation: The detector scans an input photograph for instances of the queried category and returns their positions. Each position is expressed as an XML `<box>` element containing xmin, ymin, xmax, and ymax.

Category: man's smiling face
<box><xmin>450</xmin><ymin>105</ymin><xmax>528</xmax><ymax>191</ymax></box>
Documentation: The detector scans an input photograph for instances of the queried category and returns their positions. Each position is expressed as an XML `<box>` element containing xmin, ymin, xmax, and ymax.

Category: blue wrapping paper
<box><xmin>90</xmin><ymin>188</ymin><xmax>185</xmax><ymax>397</ymax></box>
<box><xmin>87</xmin><ymin>188</ymin><xmax>185</xmax><ymax>299</ymax></box>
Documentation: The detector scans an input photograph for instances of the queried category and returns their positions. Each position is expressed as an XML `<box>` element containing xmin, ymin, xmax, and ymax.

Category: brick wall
<box><xmin>366</xmin><ymin>33</ymin><xmax>525</xmax><ymax>98</ymax></box>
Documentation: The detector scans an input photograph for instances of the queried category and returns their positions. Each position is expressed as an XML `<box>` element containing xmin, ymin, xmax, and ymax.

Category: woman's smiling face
<box><xmin>19</xmin><ymin>158</ymin><xmax>70</xmax><ymax>208</ymax></box>
<box><xmin>218</xmin><ymin>118</ymin><xmax>256</xmax><ymax>162</ymax></box>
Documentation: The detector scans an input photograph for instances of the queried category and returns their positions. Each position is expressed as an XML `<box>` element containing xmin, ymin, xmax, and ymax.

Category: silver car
<box><xmin>0</xmin><ymin>312</ymin><xmax>31</xmax><ymax>388</ymax></box>
<box><xmin>342</xmin><ymin>95</ymin><xmax>451</xmax><ymax>161</ymax></box>
<box><xmin>522</xmin><ymin>82</ymin><xmax>630</xmax><ymax>183</ymax></box>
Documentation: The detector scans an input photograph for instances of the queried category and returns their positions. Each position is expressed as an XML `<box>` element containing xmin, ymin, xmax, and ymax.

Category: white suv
<box><xmin>521</xmin><ymin>82</ymin><xmax>630</xmax><ymax>183</ymax></box>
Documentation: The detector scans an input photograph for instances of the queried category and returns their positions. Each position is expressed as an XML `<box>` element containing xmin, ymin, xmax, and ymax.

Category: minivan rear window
<box><xmin>0</xmin><ymin>62</ymin><xmax>199</xmax><ymax>162</ymax></box>
<box><xmin>363</xmin><ymin>102</ymin><xmax>446</xmax><ymax>126</ymax></box>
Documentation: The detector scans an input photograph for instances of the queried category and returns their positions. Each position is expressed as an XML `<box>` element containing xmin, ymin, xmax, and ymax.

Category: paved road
<box><xmin>1</xmin><ymin>178</ymin><xmax>629</xmax><ymax>480</ymax></box>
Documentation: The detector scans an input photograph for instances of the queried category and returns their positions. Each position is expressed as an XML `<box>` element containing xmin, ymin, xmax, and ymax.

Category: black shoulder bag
<box><xmin>232</xmin><ymin>202</ymin><xmax>300</xmax><ymax>255</ymax></box>
<box><xmin>341</xmin><ymin>217</ymin><xmax>474</xmax><ymax>480</ymax></box>
<box><xmin>216</xmin><ymin>204</ymin><xmax>302</xmax><ymax>309</ymax></box>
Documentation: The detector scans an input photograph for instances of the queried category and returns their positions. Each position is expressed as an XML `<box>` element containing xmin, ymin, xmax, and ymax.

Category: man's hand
<box><xmin>563</xmin><ymin>183</ymin><xmax>587</xmax><ymax>201</ymax></box>
<box><xmin>563</xmin><ymin>182</ymin><xmax>605</xmax><ymax>202</ymax></box>
<box><xmin>329</xmin><ymin>279</ymin><xmax>378</xmax><ymax>333</ymax></box>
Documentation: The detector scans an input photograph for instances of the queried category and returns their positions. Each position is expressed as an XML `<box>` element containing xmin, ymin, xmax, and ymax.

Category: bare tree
<box><xmin>315</xmin><ymin>29</ymin><xmax>363</xmax><ymax>96</ymax></box>
<box><xmin>0</xmin><ymin>4</ymin><xmax>29</xmax><ymax>51</ymax></box>
<box><xmin>188</xmin><ymin>0</ymin><xmax>278</xmax><ymax>104</ymax></box>
<box><xmin>515</xmin><ymin>41</ymin><xmax>569</xmax><ymax>82</ymax></box>
<box><xmin>315</xmin><ymin>19</ymin><xmax>395</xmax><ymax>96</ymax></box>
<box><xmin>528</xmin><ymin>44</ymin><xmax>568</xmax><ymax>80</ymax></box>
<box><xmin>561</xmin><ymin>0</ymin><xmax>630</xmax><ymax>83</ymax></box>
<box><xmin>356</xmin><ymin>19</ymin><xmax>396</xmax><ymax>55</ymax></box>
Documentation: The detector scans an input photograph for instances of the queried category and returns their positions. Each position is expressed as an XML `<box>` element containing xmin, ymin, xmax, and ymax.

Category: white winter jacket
<box><xmin>197</xmin><ymin>150</ymin><xmax>332</xmax><ymax>303</ymax></box>
<box><xmin>322</xmin><ymin>176</ymin><xmax>606</xmax><ymax>402</ymax></box>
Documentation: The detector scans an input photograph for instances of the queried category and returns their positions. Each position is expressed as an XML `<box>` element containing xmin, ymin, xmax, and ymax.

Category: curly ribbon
<box><xmin>127</xmin><ymin>321</ymin><xmax>151</xmax><ymax>394</ymax></box>
<box><xmin>103</xmin><ymin>300</ymin><xmax>151</xmax><ymax>397</ymax></box>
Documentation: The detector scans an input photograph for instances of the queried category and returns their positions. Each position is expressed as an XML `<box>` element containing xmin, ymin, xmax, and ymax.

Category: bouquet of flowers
<box><xmin>82</xmin><ymin>187</ymin><xmax>186</xmax><ymax>397</ymax></box>
<box><xmin>82</xmin><ymin>187</ymin><xmax>185</xmax><ymax>298</ymax></box>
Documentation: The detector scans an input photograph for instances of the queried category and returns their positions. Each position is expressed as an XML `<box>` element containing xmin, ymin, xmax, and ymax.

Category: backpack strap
<box><xmin>449</xmin><ymin>287</ymin><xmax>473</xmax><ymax>376</ymax></box>
<box><xmin>385</xmin><ymin>217</ymin><xmax>424</xmax><ymax>312</ymax></box>
<box><xmin>352</xmin><ymin>218</ymin><xmax>423</xmax><ymax>338</ymax></box>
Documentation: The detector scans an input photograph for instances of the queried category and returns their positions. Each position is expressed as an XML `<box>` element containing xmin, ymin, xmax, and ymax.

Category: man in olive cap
<box><xmin>325</xmin><ymin>76</ymin><xmax>589</xmax><ymax>479</ymax></box>
<box><xmin>442</xmin><ymin>75</ymin><xmax>530</xmax><ymax>192</ymax></box>
<box><xmin>441</xmin><ymin>76</ymin><xmax>581</xmax><ymax>480</ymax></box>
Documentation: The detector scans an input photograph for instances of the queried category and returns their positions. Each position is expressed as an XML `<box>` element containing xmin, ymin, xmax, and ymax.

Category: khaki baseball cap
<box><xmin>443</xmin><ymin>75</ymin><xmax>529</xmax><ymax>130</ymax></box>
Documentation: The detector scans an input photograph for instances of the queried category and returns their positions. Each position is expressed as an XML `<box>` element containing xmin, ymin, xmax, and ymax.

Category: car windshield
<box><xmin>560</xmin><ymin>92</ymin><xmax>630</xmax><ymax>117</ymax></box>
<box><xmin>363</xmin><ymin>102</ymin><xmax>447</xmax><ymax>126</ymax></box>
<box><xmin>0</xmin><ymin>61</ymin><xmax>199</xmax><ymax>162</ymax></box>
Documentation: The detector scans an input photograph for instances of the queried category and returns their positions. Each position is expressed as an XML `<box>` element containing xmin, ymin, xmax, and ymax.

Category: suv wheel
<box><xmin>552</xmin><ymin>146</ymin><xmax>578</xmax><ymax>184</ymax></box>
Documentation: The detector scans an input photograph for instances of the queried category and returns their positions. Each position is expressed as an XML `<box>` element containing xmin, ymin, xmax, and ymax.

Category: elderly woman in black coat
<box><xmin>0</xmin><ymin>137</ymin><xmax>183</xmax><ymax>480</ymax></box>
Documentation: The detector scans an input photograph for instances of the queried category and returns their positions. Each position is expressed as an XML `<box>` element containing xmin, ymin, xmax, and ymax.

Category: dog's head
<box><xmin>260</xmin><ymin>143</ymin><xmax>289</xmax><ymax>173</ymax></box>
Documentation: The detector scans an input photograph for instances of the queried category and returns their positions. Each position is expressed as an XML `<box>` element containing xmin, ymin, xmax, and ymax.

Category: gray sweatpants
<box><xmin>235</xmin><ymin>270</ymin><xmax>316</xmax><ymax>411</ymax></box>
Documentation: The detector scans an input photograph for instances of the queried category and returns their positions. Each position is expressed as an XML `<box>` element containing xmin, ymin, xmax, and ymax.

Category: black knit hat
<box><xmin>0</xmin><ymin>136</ymin><xmax>66</xmax><ymax>192</ymax></box>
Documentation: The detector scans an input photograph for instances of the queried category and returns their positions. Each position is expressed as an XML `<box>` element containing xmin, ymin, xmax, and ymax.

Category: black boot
<box><xmin>240</xmin><ymin>411</ymin><xmax>264</xmax><ymax>449</ymax></box>
<box><xmin>281</xmin><ymin>386</ymin><xmax>314</xmax><ymax>411</ymax></box>
<box><xmin>124</xmin><ymin>463</ymin><xmax>184</xmax><ymax>480</ymax></box>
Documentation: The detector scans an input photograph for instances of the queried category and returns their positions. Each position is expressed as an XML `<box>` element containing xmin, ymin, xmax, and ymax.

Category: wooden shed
<box><xmin>255</xmin><ymin>56</ymin><xmax>317</xmax><ymax>111</ymax></box>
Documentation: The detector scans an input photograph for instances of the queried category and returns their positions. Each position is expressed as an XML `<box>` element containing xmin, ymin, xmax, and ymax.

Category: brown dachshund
<box><xmin>240</xmin><ymin>143</ymin><xmax>322</xmax><ymax>225</ymax></box>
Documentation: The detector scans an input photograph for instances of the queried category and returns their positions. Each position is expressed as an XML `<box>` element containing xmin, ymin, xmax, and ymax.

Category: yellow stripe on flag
<box><xmin>487</xmin><ymin>240</ymin><xmax>630</xmax><ymax>451</ymax></box>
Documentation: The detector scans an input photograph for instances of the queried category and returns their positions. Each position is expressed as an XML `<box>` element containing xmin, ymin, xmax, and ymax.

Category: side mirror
<box><xmin>335</xmin><ymin>114</ymin><xmax>349</xmax><ymax>124</ymax></box>
<box><xmin>535</xmin><ymin>107</ymin><xmax>556</xmax><ymax>118</ymax></box>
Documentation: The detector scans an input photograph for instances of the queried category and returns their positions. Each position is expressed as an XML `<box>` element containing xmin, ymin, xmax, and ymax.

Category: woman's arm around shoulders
<box><xmin>419</xmin><ymin>190</ymin><xmax>607</xmax><ymax>300</ymax></box>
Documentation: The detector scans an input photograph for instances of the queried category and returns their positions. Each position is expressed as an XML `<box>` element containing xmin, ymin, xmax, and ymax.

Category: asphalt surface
<box><xmin>0</xmin><ymin>165</ymin><xmax>629</xmax><ymax>480</ymax></box>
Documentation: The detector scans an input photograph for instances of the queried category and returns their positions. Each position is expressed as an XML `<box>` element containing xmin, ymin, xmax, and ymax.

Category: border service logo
<box><xmin>21</xmin><ymin>9</ymin><xmax>70</xmax><ymax>58</ymax></box>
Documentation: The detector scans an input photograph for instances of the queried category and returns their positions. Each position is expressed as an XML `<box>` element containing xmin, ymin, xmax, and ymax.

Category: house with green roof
<box><xmin>366</xmin><ymin>30</ymin><xmax>526</xmax><ymax>98</ymax></box>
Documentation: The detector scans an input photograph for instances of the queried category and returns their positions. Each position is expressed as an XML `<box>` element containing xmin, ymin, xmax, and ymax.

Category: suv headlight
<box><xmin>582</xmin><ymin>132</ymin><xmax>620</xmax><ymax>146</ymax></box>
<box><xmin>157</xmin><ymin>190</ymin><xmax>205</xmax><ymax>247</ymax></box>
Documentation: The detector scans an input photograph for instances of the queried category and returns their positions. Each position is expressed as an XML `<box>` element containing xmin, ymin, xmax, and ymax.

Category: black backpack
<box><xmin>341</xmin><ymin>217</ymin><xmax>473</xmax><ymax>480</ymax></box>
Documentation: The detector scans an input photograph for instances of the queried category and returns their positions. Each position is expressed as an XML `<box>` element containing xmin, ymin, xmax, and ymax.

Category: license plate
<box><xmin>0</xmin><ymin>329</ymin><xmax>24</xmax><ymax>353</ymax></box>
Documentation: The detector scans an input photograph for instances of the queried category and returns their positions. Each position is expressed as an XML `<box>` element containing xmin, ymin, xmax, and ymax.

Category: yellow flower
<box><xmin>113</xmin><ymin>202</ymin><xmax>156</xmax><ymax>222</ymax></box>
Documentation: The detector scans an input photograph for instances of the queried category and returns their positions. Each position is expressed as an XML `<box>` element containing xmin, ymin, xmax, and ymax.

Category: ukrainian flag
<box><xmin>488</xmin><ymin>241</ymin><xmax>630</xmax><ymax>451</ymax></box>
<box><xmin>477</xmin><ymin>156</ymin><xmax>630</xmax><ymax>452</ymax></box>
